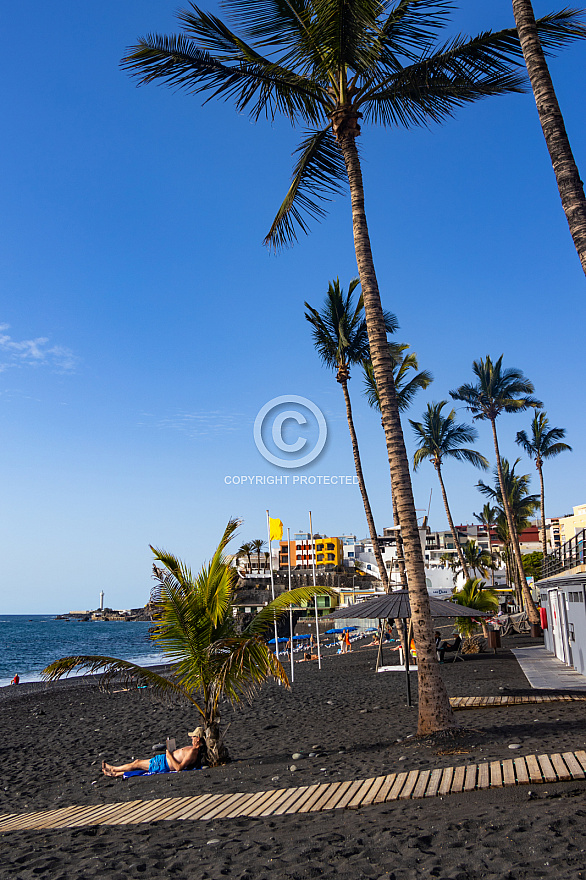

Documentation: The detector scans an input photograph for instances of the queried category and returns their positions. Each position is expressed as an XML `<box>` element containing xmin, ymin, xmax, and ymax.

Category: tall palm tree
<box><xmin>363</xmin><ymin>342</ymin><xmax>433</xmax><ymax>587</ymax></box>
<box><xmin>511</xmin><ymin>0</ymin><xmax>586</xmax><ymax>275</ymax></box>
<box><xmin>515</xmin><ymin>411</ymin><xmax>572</xmax><ymax>557</ymax></box>
<box><xmin>251</xmin><ymin>538</ymin><xmax>267</xmax><ymax>573</ymax></box>
<box><xmin>474</xmin><ymin>502</ymin><xmax>499</xmax><ymax>585</ymax></box>
<box><xmin>410</xmin><ymin>401</ymin><xmax>489</xmax><ymax>580</ymax></box>
<box><xmin>43</xmin><ymin>520</ymin><xmax>327</xmax><ymax>765</ymax></box>
<box><xmin>451</xmin><ymin>356</ymin><xmax>542</xmax><ymax>624</ymax></box>
<box><xmin>305</xmin><ymin>277</ymin><xmax>397</xmax><ymax>591</ymax></box>
<box><xmin>121</xmin><ymin>2</ymin><xmax>582</xmax><ymax>734</ymax></box>
<box><xmin>477</xmin><ymin>457</ymin><xmax>540</xmax><ymax>616</ymax></box>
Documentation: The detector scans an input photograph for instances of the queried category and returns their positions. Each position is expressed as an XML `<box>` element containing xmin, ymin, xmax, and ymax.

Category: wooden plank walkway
<box><xmin>449</xmin><ymin>694</ymin><xmax>586</xmax><ymax>710</ymax></box>
<box><xmin>1</xmin><ymin>748</ymin><xmax>585</xmax><ymax>833</ymax></box>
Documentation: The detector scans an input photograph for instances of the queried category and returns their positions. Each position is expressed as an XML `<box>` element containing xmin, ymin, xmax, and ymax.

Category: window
<box><xmin>327</xmin><ymin>553</ymin><xmax>335</xmax><ymax>561</ymax></box>
<box><xmin>316</xmin><ymin>543</ymin><xmax>324</xmax><ymax>551</ymax></box>
<box><xmin>327</xmin><ymin>543</ymin><xmax>335</xmax><ymax>550</ymax></box>
<box><xmin>317</xmin><ymin>554</ymin><xmax>324</xmax><ymax>561</ymax></box>
<box><xmin>347</xmin><ymin>552</ymin><xmax>354</xmax><ymax>558</ymax></box>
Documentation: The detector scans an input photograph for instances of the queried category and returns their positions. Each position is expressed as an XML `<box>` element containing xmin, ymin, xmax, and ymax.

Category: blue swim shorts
<box><xmin>148</xmin><ymin>753</ymin><xmax>169</xmax><ymax>774</ymax></box>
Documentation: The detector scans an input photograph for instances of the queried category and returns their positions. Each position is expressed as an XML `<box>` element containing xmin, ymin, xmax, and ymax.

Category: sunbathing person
<box><xmin>102</xmin><ymin>728</ymin><xmax>204</xmax><ymax>777</ymax></box>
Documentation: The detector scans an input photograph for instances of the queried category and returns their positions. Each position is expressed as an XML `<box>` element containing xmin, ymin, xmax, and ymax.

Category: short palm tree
<box><xmin>305</xmin><ymin>277</ymin><xmax>397</xmax><ymax>591</ymax></box>
<box><xmin>474</xmin><ymin>503</ymin><xmax>499</xmax><ymax>585</ymax></box>
<box><xmin>511</xmin><ymin>0</ymin><xmax>586</xmax><ymax>275</ymax></box>
<box><xmin>451</xmin><ymin>577</ymin><xmax>499</xmax><ymax>639</ymax></box>
<box><xmin>121</xmin><ymin>1</ymin><xmax>583</xmax><ymax>734</ymax></box>
<box><xmin>251</xmin><ymin>538</ymin><xmax>267</xmax><ymax>573</ymax></box>
<box><xmin>410</xmin><ymin>401</ymin><xmax>489</xmax><ymax>580</ymax></box>
<box><xmin>451</xmin><ymin>356</ymin><xmax>542</xmax><ymax>624</ymax></box>
<box><xmin>43</xmin><ymin>520</ymin><xmax>326</xmax><ymax>766</ymax></box>
<box><xmin>477</xmin><ymin>458</ymin><xmax>540</xmax><ymax>615</ymax></box>
<box><xmin>363</xmin><ymin>342</ymin><xmax>433</xmax><ymax>588</ymax></box>
<box><xmin>516</xmin><ymin>411</ymin><xmax>571</xmax><ymax>557</ymax></box>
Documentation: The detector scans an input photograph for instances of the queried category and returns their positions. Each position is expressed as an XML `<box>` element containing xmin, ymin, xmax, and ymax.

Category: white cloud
<box><xmin>0</xmin><ymin>324</ymin><xmax>78</xmax><ymax>373</ymax></box>
<box><xmin>139</xmin><ymin>410</ymin><xmax>244</xmax><ymax>437</ymax></box>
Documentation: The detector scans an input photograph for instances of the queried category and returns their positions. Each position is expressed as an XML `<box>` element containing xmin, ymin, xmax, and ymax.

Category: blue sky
<box><xmin>1</xmin><ymin>1</ymin><xmax>584</xmax><ymax>613</ymax></box>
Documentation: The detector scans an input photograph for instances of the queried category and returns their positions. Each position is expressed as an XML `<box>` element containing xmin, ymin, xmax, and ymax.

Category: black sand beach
<box><xmin>2</xmin><ymin>632</ymin><xmax>586</xmax><ymax>879</ymax></box>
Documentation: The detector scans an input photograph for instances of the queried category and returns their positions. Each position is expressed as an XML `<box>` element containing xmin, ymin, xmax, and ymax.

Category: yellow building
<box><xmin>314</xmin><ymin>535</ymin><xmax>343</xmax><ymax>569</ymax></box>
<box><xmin>559</xmin><ymin>504</ymin><xmax>586</xmax><ymax>545</ymax></box>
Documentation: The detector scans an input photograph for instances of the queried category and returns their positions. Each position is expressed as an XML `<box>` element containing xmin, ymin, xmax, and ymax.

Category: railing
<box><xmin>541</xmin><ymin>528</ymin><xmax>586</xmax><ymax>579</ymax></box>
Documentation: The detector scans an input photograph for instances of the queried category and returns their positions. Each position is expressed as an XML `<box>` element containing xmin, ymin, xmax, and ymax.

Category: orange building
<box><xmin>279</xmin><ymin>533</ymin><xmax>343</xmax><ymax>571</ymax></box>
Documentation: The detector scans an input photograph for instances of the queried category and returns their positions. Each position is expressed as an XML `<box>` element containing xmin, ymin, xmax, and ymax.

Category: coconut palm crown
<box><xmin>43</xmin><ymin>520</ymin><xmax>329</xmax><ymax>766</ymax></box>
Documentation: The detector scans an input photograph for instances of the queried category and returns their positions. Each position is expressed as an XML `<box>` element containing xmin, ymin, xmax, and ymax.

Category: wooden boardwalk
<box><xmin>449</xmin><ymin>694</ymin><xmax>586</xmax><ymax>709</ymax></box>
<box><xmin>1</xmin><ymin>749</ymin><xmax>585</xmax><ymax>833</ymax></box>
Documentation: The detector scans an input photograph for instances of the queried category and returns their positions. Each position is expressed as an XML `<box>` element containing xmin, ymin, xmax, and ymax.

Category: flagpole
<box><xmin>309</xmin><ymin>510</ymin><xmax>322</xmax><ymax>669</ymax></box>
<box><xmin>287</xmin><ymin>526</ymin><xmax>294</xmax><ymax>684</ymax></box>
<box><xmin>266</xmin><ymin>510</ymin><xmax>280</xmax><ymax>660</ymax></box>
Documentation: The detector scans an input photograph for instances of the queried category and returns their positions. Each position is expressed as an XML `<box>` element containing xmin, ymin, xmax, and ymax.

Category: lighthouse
<box><xmin>99</xmin><ymin>591</ymin><xmax>104</xmax><ymax>611</ymax></box>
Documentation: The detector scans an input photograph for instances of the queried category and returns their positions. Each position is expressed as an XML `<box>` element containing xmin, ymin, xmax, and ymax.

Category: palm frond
<box><xmin>264</xmin><ymin>127</ymin><xmax>347</xmax><ymax>249</ymax></box>
<box><xmin>42</xmin><ymin>655</ymin><xmax>202</xmax><ymax>708</ymax></box>
<box><xmin>359</xmin><ymin>31</ymin><xmax>526</xmax><ymax>128</ymax></box>
<box><xmin>121</xmin><ymin>32</ymin><xmax>325</xmax><ymax>124</ymax></box>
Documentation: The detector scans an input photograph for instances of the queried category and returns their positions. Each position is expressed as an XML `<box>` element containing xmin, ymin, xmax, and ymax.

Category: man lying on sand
<box><xmin>102</xmin><ymin>727</ymin><xmax>204</xmax><ymax>777</ymax></box>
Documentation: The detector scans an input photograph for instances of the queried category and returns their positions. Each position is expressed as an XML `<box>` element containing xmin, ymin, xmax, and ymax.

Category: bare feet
<box><xmin>102</xmin><ymin>761</ymin><xmax>116</xmax><ymax>777</ymax></box>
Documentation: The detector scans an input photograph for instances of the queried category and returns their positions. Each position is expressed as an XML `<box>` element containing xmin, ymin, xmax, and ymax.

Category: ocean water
<box><xmin>0</xmin><ymin>615</ymin><xmax>164</xmax><ymax>687</ymax></box>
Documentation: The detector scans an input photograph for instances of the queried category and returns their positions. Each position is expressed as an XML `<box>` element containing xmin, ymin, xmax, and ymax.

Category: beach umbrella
<box><xmin>331</xmin><ymin>591</ymin><xmax>488</xmax><ymax>705</ymax></box>
<box><xmin>330</xmin><ymin>590</ymin><xmax>489</xmax><ymax>621</ymax></box>
<box><xmin>268</xmin><ymin>637</ymin><xmax>289</xmax><ymax>644</ymax></box>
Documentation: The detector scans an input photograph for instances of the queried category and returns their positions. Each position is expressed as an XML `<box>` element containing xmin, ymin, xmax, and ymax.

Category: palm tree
<box><xmin>305</xmin><ymin>277</ymin><xmax>397</xmax><ymax>591</ymax></box>
<box><xmin>362</xmin><ymin>344</ymin><xmax>433</xmax><ymax>415</ymax></box>
<box><xmin>251</xmin><ymin>538</ymin><xmax>267</xmax><ymax>573</ymax></box>
<box><xmin>477</xmin><ymin>457</ymin><xmax>540</xmax><ymax>617</ymax></box>
<box><xmin>474</xmin><ymin>503</ymin><xmax>499</xmax><ymax>585</ymax></box>
<box><xmin>121</xmin><ymin>2</ymin><xmax>582</xmax><ymax>734</ymax></box>
<box><xmin>410</xmin><ymin>401</ymin><xmax>489</xmax><ymax>580</ymax></box>
<box><xmin>451</xmin><ymin>356</ymin><xmax>542</xmax><ymax>624</ymax></box>
<box><xmin>363</xmin><ymin>342</ymin><xmax>433</xmax><ymax>588</ymax></box>
<box><xmin>516</xmin><ymin>411</ymin><xmax>572</xmax><ymax>557</ymax></box>
<box><xmin>43</xmin><ymin>520</ymin><xmax>327</xmax><ymax>766</ymax></box>
<box><xmin>511</xmin><ymin>0</ymin><xmax>586</xmax><ymax>275</ymax></box>
<box><xmin>237</xmin><ymin>541</ymin><xmax>254</xmax><ymax>574</ymax></box>
<box><xmin>451</xmin><ymin>577</ymin><xmax>499</xmax><ymax>639</ymax></box>
<box><xmin>461</xmin><ymin>539</ymin><xmax>494</xmax><ymax>580</ymax></box>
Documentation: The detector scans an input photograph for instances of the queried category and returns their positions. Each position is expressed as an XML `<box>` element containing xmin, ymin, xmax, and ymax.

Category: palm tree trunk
<box><xmin>537</xmin><ymin>460</ymin><xmax>547</xmax><ymax>558</ymax></box>
<box><xmin>383</xmin><ymin>414</ymin><xmax>407</xmax><ymax>589</ymax></box>
<box><xmin>512</xmin><ymin>0</ymin><xmax>586</xmax><ymax>276</ymax></box>
<box><xmin>203</xmin><ymin>720</ymin><xmax>230</xmax><ymax>766</ymax></box>
<box><xmin>340</xmin><ymin>379</ymin><xmax>389</xmax><ymax>591</ymax></box>
<box><xmin>490</xmin><ymin>419</ymin><xmax>540</xmax><ymax>624</ymax></box>
<box><xmin>435</xmin><ymin>462</ymin><xmax>470</xmax><ymax>581</ymax></box>
<box><xmin>337</xmin><ymin>126</ymin><xmax>455</xmax><ymax>734</ymax></box>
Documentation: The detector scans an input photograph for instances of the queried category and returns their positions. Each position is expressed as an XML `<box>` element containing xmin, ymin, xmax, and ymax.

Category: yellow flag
<box><xmin>269</xmin><ymin>517</ymin><xmax>283</xmax><ymax>541</ymax></box>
